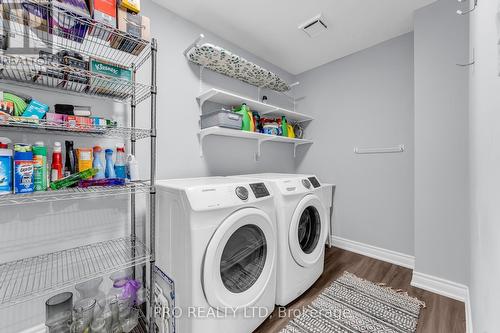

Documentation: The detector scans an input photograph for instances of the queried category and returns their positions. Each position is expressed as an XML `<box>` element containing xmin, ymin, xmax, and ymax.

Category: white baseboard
<box><xmin>331</xmin><ymin>235</ymin><xmax>415</xmax><ymax>269</ymax></box>
<box><xmin>410</xmin><ymin>271</ymin><xmax>468</xmax><ymax>302</ymax></box>
<box><xmin>411</xmin><ymin>271</ymin><xmax>472</xmax><ymax>332</ymax></box>
<box><xmin>465</xmin><ymin>288</ymin><xmax>473</xmax><ymax>333</ymax></box>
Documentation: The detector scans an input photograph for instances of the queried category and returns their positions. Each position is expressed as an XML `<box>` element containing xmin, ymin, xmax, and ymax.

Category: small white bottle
<box><xmin>127</xmin><ymin>154</ymin><xmax>139</xmax><ymax>181</ymax></box>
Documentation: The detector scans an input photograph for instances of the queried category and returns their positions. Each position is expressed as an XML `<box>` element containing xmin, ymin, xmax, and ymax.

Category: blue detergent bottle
<box><xmin>114</xmin><ymin>146</ymin><xmax>127</xmax><ymax>179</ymax></box>
<box><xmin>105</xmin><ymin>149</ymin><xmax>116</xmax><ymax>179</ymax></box>
<box><xmin>93</xmin><ymin>146</ymin><xmax>105</xmax><ymax>180</ymax></box>
<box><xmin>0</xmin><ymin>137</ymin><xmax>13</xmax><ymax>195</ymax></box>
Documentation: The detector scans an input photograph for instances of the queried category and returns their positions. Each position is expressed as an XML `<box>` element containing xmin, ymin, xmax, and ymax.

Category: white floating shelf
<box><xmin>197</xmin><ymin>88</ymin><xmax>313</xmax><ymax>123</ymax></box>
<box><xmin>199</xmin><ymin>126</ymin><xmax>313</xmax><ymax>159</ymax></box>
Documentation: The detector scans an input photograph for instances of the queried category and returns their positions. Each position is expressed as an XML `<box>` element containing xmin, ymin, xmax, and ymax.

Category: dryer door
<box><xmin>288</xmin><ymin>195</ymin><xmax>327</xmax><ymax>267</ymax></box>
<box><xmin>203</xmin><ymin>208</ymin><xmax>276</xmax><ymax>310</ymax></box>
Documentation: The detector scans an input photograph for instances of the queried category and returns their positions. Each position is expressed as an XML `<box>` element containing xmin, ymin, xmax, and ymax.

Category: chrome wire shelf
<box><xmin>0</xmin><ymin>0</ymin><xmax>151</xmax><ymax>68</ymax></box>
<box><xmin>0</xmin><ymin>116</ymin><xmax>152</xmax><ymax>140</ymax></box>
<box><xmin>0</xmin><ymin>237</ymin><xmax>151</xmax><ymax>308</ymax></box>
<box><xmin>0</xmin><ymin>56</ymin><xmax>152</xmax><ymax>103</ymax></box>
<box><xmin>0</xmin><ymin>181</ymin><xmax>152</xmax><ymax>206</ymax></box>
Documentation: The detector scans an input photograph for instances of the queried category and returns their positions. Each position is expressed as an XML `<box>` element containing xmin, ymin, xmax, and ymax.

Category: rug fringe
<box><xmin>343</xmin><ymin>271</ymin><xmax>427</xmax><ymax>308</ymax></box>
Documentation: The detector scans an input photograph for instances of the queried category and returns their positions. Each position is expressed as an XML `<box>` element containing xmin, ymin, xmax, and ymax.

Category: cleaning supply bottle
<box><xmin>281</xmin><ymin>116</ymin><xmax>288</xmax><ymax>137</ymax></box>
<box><xmin>248</xmin><ymin>110</ymin><xmax>255</xmax><ymax>132</ymax></box>
<box><xmin>13</xmin><ymin>144</ymin><xmax>34</xmax><ymax>194</ymax></box>
<box><xmin>114</xmin><ymin>146</ymin><xmax>127</xmax><ymax>179</ymax></box>
<box><xmin>33</xmin><ymin>142</ymin><xmax>47</xmax><ymax>191</ymax></box>
<box><xmin>50</xmin><ymin>168</ymin><xmax>98</xmax><ymax>190</ymax></box>
<box><xmin>127</xmin><ymin>154</ymin><xmax>139</xmax><ymax>181</ymax></box>
<box><xmin>64</xmin><ymin>140</ymin><xmax>77</xmax><ymax>177</ymax></box>
<box><xmin>235</xmin><ymin>103</ymin><xmax>251</xmax><ymax>131</ymax></box>
<box><xmin>105</xmin><ymin>149</ymin><xmax>116</xmax><ymax>179</ymax></box>
<box><xmin>92</xmin><ymin>146</ymin><xmax>105</xmax><ymax>180</ymax></box>
<box><xmin>0</xmin><ymin>137</ymin><xmax>13</xmax><ymax>195</ymax></box>
<box><xmin>77</xmin><ymin>148</ymin><xmax>93</xmax><ymax>173</ymax></box>
<box><xmin>51</xmin><ymin>142</ymin><xmax>63</xmax><ymax>182</ymax></box>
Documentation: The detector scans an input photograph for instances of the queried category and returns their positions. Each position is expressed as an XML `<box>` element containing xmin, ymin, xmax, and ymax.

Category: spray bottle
<box><xmin>33</xmin><ymin>142</ymin><xmax>47</xmax><ymax>191</ymax></box>
<box><xmin>0</xmin><ymin>137</ymin><xmax>13</xmax><ymax>195</ymax></box>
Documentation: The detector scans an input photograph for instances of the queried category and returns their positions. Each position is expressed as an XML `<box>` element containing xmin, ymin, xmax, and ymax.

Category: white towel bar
<box><xmin>354</xmin><ymin>145</ymin><xmax>405</xmax><ymax>154</ymax></box>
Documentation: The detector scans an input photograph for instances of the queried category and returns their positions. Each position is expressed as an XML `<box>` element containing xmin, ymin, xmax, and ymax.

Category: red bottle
<box><xmin>51</xmin><ymin>142</ymin><xmax>63</xmax><ymax>181</ymax></box>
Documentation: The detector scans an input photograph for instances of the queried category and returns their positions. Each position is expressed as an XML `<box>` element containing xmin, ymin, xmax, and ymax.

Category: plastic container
<box><xmin>127</xmin><ymin>154</ymin><xmax>139</xmax><ymax>181</ymax></box>
<box><xmin>263</xmin><ymin>123</ymin><xmax>280</xmax><ymax>136</ymax></box>
<box><xmin>281</xmin><ymin>116</ymin><xmax>288</xmax><ymax>137</ymax></box>
<box><xmin>200</xmin><ymin>110</ymin><xmax>242</xmax><ymax>129</ymax></box>
<box><xmin>0</xmin><ymin>137</ymin><xmax>13</xmax><ymax>195</ymax></box>
<box><xmin>51</xmin><ymin>142</ymin><xmax>63</xmax><ymax>182</ymax></box>
<box><xmin>14</xmin><ymin>144</ymin><xmax>34</xmax><ymax>194</ymax></box>
<box><xmin>92</xmin><ymin>146</ymin><xmax>105</xmax><ymax>180</ymax></box>
<box><xmin>105</xmin><ymin>149</ymin><xmax>116</xmax><ymax>179</ymax></box>
<box><xmin>50</xmin><ymin>168</ymin><xmax>97</xmax><ymax>190</ymax></box>
<box><xmin>234</xmin><ymin>104</ymin><xmax>251</xmax><ymax>131</ymax></box>
<box><xmin>64</xmin><ymin>141</ymin><xmax>77</xmax><ymax>177</ymax></box>
<box><xmin>77</xmin><ymin>148</ymin><xmax>93</xmax><ymax>174</ymax></box>
<box><xmin>114</xmin><ymin>146</ymin><xmax>127</xmax><ymax>179</ymax></box>
<box><xmin>33</xmin><ymin>142</ymin><xmax>48</xmax><ymax>191</ymax></box>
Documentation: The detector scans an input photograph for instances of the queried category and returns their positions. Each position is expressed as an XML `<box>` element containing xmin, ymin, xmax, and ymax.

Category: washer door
<box><xmin>203</xmin><ymin>208</ymin><xmax>276</xmax><ymax>310</ymax></box>
<box><xmin>289</xmin><ymin>195</ymin><xmax>327</xmax><ymax>267</ymax></box>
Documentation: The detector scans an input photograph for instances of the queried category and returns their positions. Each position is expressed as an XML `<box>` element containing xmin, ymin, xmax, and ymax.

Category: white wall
<box><xmin>469</xmin><ymin>0</ymin><xmax>500</xmax><ymax>331</ymax></box>
<box><xmin>295</xmin><ymin>33</ymin><xmax>415</xmax><ymax>256</ymax></box>
<box><xmin>413</xmin><ymin>0</ymin><xmax>470</xmax><ymax>285</ymax></box>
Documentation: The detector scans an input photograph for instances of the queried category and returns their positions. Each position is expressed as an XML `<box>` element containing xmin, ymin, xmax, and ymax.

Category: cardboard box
<box><xmin>88</xmin><ymin>0</ymin><xmax>117</xmax><ymax>40</ymax></box>
<box><xmin>89</xmin><ymin>58</ymin><xmax>132</xmax><ymax>97</ymax></box>
<box><xmin>111</xmin><ymin>8</ymin><xmax>150</xmax><ymax>55</ymax></box>
<box><xmin>118</xmin><ymin>0</ymin><xmax>140</xmax><ymax>14</ymax></box>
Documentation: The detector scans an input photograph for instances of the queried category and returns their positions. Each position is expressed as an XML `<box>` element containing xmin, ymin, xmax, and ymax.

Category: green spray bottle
<box><xmin>33</xmin><ymin>142</ymin><xmax>47</xmax><ymax>191</ymax></box>
<box><xmin>281</xmin><ymin>116</ymin><xmax>288</xmax><ymax>137</ymax></box>
<box><xmin>235</xmin><ymin>103</ymin><xmax>251</xmax><ymax>131</ymax></box>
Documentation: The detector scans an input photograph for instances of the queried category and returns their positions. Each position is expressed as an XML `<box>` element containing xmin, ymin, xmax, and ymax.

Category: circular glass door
<box><xmin>297</xmin><ymin>206</ymin><xmax>321</xmax><ymax>254</ymax></box>
<box><xmin>289</xmin><ymin>195</ymin><xmax>327</xmax><ymax>267</ymax></box>
<box><xmin>220</xmin><ymin>225</ymin><xmax>267</xmax><ymax>293</ymax></box>
<box><xmin>203</xmin><ymin>208</ymin><xmax>276</xmax><ymax>310</ymax></box>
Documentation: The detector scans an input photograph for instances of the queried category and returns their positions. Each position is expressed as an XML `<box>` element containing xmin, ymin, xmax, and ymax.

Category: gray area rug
<box><xmin>280</xmin><ymin>272</ymin><xmax>426</xmax><ymax>333</ymax></box>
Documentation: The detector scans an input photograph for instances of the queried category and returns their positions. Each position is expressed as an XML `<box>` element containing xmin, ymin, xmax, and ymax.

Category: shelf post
<box><xmin>131</xmin><ymin>63</ymin><xmax>137</xmax><ymax>279</ymax></box>
<box><xmin>148</xmin><ymin>38</ymin><xmax>158</xmax><ymax>332</ymax></box>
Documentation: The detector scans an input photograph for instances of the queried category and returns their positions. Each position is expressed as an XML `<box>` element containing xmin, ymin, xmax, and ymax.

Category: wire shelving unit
<box><xmin>0</xmin><ymin>2</ymin><xmax>158</xmax><ymax>331</ymax></box>
<box><xmin>0</xmin><ymin>117</ymin><xmax>152</xmax><ymax>140</ymax></box>
<box><xmin>0</xmin><ymin>237</ymin><xmax>150</xmax><ymax>308</ymax></box>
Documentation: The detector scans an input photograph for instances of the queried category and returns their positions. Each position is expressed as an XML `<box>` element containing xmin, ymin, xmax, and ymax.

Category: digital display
<box><xmin>250</xmin><ymin>183</ymin><xmax>270</xmax><ymax>198</ymax></box>
<box><xmin>308</xmin><ymin>177</ymin><xmax>321</xmax><ymax>188</ymax></box>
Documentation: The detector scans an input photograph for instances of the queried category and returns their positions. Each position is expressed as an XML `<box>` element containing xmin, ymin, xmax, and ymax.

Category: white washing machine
<box><xmin>234</xmin><ymin>174</ymin><xmax>330</xmax><ymax>306</ymax></box>
<box><xmin>155</xmin><ymin>177</ymin><xmax>277</xmax><ymax>333</ymax></box>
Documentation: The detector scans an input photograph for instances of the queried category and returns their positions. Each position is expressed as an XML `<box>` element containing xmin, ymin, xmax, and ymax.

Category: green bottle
<box><xmin>50</xmin><ymin>168</ymin><xmax>97</xmax><ymax>190</ymax></box>
<box><xmin>33</xmin><ymin>142</ymin><xmax>47</xmax><ymax>191</ymax></box>
<box><xmin>235</xmin><ymin>103</ymin><xmax>251</xmax><ymax>131</ymax></box>
<box><xmin>281</xmin><ymin>116</ymin><xmax>288</xmax><ymax>137</ymax></box>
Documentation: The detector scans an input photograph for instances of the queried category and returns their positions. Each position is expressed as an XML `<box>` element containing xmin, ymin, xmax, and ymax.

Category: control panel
<box><xmin>250</xmin><ymin>183</ymin><xmax>270</xmax><ymax>198</ymax></box>
<box><xmin>308</xmin><ymin>177</ymin><xmax>321</xmax><ymax>188</ymax></box>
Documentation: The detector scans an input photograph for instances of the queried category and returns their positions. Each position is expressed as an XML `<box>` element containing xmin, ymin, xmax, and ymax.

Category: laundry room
<box><xmin>0</xmin><ymin>0</ymin><xmax>497</xmax><ymax>332</ymax></box>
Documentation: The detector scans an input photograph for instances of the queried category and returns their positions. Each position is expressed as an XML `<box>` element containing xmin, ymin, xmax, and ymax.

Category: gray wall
<box><xmin>295</xmin><ymin>33</ymin><xmax>415</xmax><ymax>256</ymax></box>
<box><xmin>469</xmin><ymin>0</ymin><xmax>500</xmax><ymax>331</ymax></box>
<box><xmin>413</xmin><ymin>0</ymin><xmax>470</xmax><ymax>285</ymax></box>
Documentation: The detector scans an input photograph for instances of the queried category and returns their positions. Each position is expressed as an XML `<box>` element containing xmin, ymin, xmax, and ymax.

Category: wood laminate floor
<box><xmin>254</xmin><ymin>247</ymin><xmax>466</xmax><ymax>333</ymax></box>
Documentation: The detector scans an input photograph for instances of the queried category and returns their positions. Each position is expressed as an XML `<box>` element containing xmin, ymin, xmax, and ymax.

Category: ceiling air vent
<box><xmin>299</xmin><ymin>14</ymin><xmax>328</xmax><ymax>38</ymax></box>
